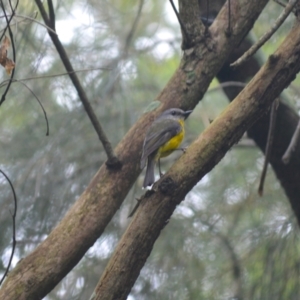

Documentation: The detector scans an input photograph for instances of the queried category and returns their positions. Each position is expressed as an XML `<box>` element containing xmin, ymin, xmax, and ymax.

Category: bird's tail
<box><xmin>143</xmin><ymin>156</ymin><xmax>156</xmax><ymax>188</ymax></box>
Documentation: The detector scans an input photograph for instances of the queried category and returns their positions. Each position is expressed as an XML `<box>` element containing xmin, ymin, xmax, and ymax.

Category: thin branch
<box><xmin>0</xmin><ymin>67</ymin><xmax>110</xmax><ymax>85</ymax></box>
<box><xmin>0</xmin><ymin>1</ymin><xmax>18</xmax><ymax>105</ymax></box>
<box><xmin>0</xmin><ymin>0</ymin><xmax>18</xmax><ymax>41</ymax></box>
<box><xmin>282</xmin><ymin>118</ymin><xmax>300</xmax><ymax>164</ymax></box>
<box><xmin>0</xmin><ymin>13</ymin><xmax>58</xmax><ymax>35</ymax></box>
<box><xmin>47</xmin><ymin>0</ymin><xmax>55</xmax><ymax>30</ymax></box>
<box><xmin>226</xmin><ymin>0</ymin><xmax>232</xmax><ymax>36</ymax></box>
<box><xmin>274</xmin><ymin>0</ymin><xmax>290</xmax><ymax>9</ymax></box>
<box><xmin>231</xmin><ymin>0</ymin><xmax>299</xmax><ymax>68</ymax></box>
<box><xmin>34</xmin><ymin>0</ymin><xmax>121</xmax><ymax>168</ymax></box>
<box><xmin>0</xmin><ymin>79</ymin><xmax>49</xmax><ymax>135</ymax></box>
<box><xmin>0</xmin><ymin>169</ymin><xmax>17</xmax><ymax>286</ymax></box>
<box><xmin>124</xmin><ymin>0</ymin><xmax>144</xmax><ymax>53</ymax></box>
<box><xmin>258</xmin><ymin>100</ymin><xmax>278</xmax><ymax>196</ymax></box>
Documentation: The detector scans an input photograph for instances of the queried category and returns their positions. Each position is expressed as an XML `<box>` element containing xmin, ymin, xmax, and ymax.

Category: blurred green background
<box><xmin>0</xmin><ymin>1</ymin><xmax>299</xmax><ymax>299</ymax></box>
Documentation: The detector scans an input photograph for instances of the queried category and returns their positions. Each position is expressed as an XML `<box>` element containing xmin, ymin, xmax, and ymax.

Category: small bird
<box><xmin>140</xmin><ymin>108</ymin><xmax>192</xmax><ymax>188</ymax></box>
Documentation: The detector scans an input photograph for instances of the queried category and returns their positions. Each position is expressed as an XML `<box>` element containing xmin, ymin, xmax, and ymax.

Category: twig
<box><xmin>231</xmin><ymin>0</ymin><xmax>299</xmax><ymax>68</ymax></box>
<box><xmin>282</xmin><ymin>118</ymin><xmax>300</xmax><ymax>164</ymax></box>
<box><xmin>34</xmin><ymin>0</ymin><xmax>121</xmax><ymax>169</ymax></box>
<box><xmin>124</xmin><ymin>0</ymin><xmax>144</xmax><ymax>53</ymax></box>
<box><xmin>0</xmin><ymin>0</ymin><xmax>18</xmax><ymax>105</ymax></box>
<box><xmin>128</xmin><ymin>197</ymin><xmax>142</xmax><ymax>218</ymax></box>
<box><xmin>0</xmin><ymin>67</ymin><xmax>110</xmax><ymax>85</ymax></box>
<box><xmin>0</xmin><ymin>13</ymin><xmax>58</xmax><ymax>35</ymax></box>
<box><xmin>258</xmin><ymin>100</ymin><xmax>278</xmax><ymax>196</ymax></box>
<box><xmin>274</xmin><ymin>0</ymin><xmax>290</xmax><ymax>9</ymax></box>
<box><xmin>0</xmin><ymin>0</ymin><xmax>18</xmax><ymax>41</ymax></box>
<box><xmin>0</xmin><ymin>169</ymin><xmax>17</xmax><ymax>286</ymax></box>
<box><xmin>226</xmin><ymin>0</ymin><xmax>232</xmax><ymax>36</ymax></box>
<box><xmin>0</xmin><ymin>79</ymin><xmax>49</xmax><ymax>135</ymax></box>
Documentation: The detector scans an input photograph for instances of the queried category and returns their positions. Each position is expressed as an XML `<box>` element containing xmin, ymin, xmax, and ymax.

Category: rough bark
<box><xmin>92</xmin><ymin>19</ymin><xmax>300</xmax><ymax>300</ymax></box>
<box><xmin>0</xmin><ymin>0</ymin><xmax>271</xmax><ymax>299</ymax></box>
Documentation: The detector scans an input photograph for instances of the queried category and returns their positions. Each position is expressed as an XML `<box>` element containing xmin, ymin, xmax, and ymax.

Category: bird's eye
<box><xmin>171</xmin><ymin>111</ymin><xmax>176</xmax><ymax>115</ymax></box>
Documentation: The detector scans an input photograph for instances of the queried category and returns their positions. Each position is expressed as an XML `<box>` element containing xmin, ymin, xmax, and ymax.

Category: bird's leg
<box><xmin>158</xmin><ymin>159</ymin><xmax>164</xmax><ymax>177</ymax></box>
<box><xmin>174</xmin><ymin>147</ymin><xmax>187</xmax><ymax>153</ymax></box>
<box><xmin>180</xmin><ymin>147</ymin><xmax>187</xmax><ymax>153</ymax></box>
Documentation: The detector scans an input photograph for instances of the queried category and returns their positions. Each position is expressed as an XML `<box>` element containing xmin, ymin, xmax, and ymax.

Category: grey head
<box><xmin>157</xmin><ymin>108</ymin><xmax>193</xmax><ymax>120</ymax></box>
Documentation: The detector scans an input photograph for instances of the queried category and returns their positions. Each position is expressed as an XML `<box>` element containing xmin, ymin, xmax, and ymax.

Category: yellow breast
<box><xmin>158</xmin><ymin>124</ymin><xmax>184</xmax><ymax>158</ymax></box>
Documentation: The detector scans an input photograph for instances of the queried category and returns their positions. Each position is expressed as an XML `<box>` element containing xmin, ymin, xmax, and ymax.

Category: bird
<box><xmin>140</xmin><ymin>108</ymin><xmax>192</xmax><ymax>188</ymax></box>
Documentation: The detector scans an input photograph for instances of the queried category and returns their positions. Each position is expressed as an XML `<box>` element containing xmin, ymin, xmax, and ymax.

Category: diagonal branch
<box><xmin>47</xmin><ymin>0</ymin><xmax>55</xmax><ymax>30</ymax></box>
<box><xmin>34</xmin><ymin>0</ymin><xmax>121</xmax><ymax>169</ymax></box>
<box><xmin>178</xmin><ymin>0</ymin><xmax>205</xmax><ymax>49</ymax></box>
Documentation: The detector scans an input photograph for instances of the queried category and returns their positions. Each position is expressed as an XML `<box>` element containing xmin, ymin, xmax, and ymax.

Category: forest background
<box><xmin>0</xmin><ymin>0</ymin><xmax>300</xmax><ymax>299</ymax></box>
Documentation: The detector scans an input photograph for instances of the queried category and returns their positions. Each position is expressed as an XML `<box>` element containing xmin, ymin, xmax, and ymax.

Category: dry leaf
<box><xmin>0</xmin><ymin>36</ymin><xmax>15</xmax><ymax>75</ymax></box>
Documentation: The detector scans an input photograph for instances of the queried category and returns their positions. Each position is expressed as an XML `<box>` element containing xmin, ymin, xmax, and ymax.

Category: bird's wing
<box><xmin>141</xmin><ymin>119</ymin><xmax>181</xmax><ymax>165</ymax></box>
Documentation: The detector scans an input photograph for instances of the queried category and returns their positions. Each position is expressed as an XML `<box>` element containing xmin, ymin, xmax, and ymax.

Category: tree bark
<box><xmin>92</xmin><ymin>19</ymin><xmax>300</xmax><ymax>300</ymax></box>
<box><xmin>0</xmin><ymin>0</ymin><xmax>271</xmax><ymax>299</ymax></box>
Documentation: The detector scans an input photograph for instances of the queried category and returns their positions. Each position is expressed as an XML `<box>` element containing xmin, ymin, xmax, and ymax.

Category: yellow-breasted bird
<box><xmin>140</xmin><ymin>108</ymin><xmax>192</xmax><ymax>188</ymax></box>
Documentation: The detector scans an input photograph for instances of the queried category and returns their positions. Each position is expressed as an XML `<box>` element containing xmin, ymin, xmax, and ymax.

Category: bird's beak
<box><xmin>184</xmin><ymin>110</ymin><xmax>193</xmax><ymax>119</ymax></box>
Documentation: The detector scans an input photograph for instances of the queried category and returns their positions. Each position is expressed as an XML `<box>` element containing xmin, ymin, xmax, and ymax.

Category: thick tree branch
<box><xmin>0</xmin><ymin>1</ymin><xmax>270</xmax><ymax>299</ymax></box>
<box><xmin>169</xmin><ymin>0</ymin><xmax>190</xmax><ymax>46</ymax></box>
<box><xmin>91</xmin><ymin>19</ymin><xmax>300</xmax><ymax>299</ymax></box>
<box><xmin>34</xmin><ymin>0</ymin><xmax>121</xmax><ymax>168</ymax></box>
<box><xmin>178</xmin><ymin>0</ymin><xmax>205</xmax><ymax>49</ymax></box>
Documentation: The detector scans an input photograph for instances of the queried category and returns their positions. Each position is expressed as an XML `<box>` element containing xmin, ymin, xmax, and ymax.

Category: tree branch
<box><xmin>178</xmin><ymin>0</ymin><xmax>205</xmax><ymax>49</ymax></box>
<box><xmin>169</xmin><ymin>0</ymin><xmax>190</xmax><ymax>46</ymax></box>
<box><xmin>34</xmin><ymin>0</ymin><xmax>121</xmax><ymax>169</ymax></box>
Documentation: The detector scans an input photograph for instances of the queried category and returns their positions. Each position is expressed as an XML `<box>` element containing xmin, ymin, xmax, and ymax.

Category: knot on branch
<box><xmin>158</xmin><ymin>177</ymin><xmax>176</xmax><ymax>195</ymax></box>
<box><xmin>105</xmin><ymin>157</ymin><xmax>122</xmax><ymax>170</ymax></box>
